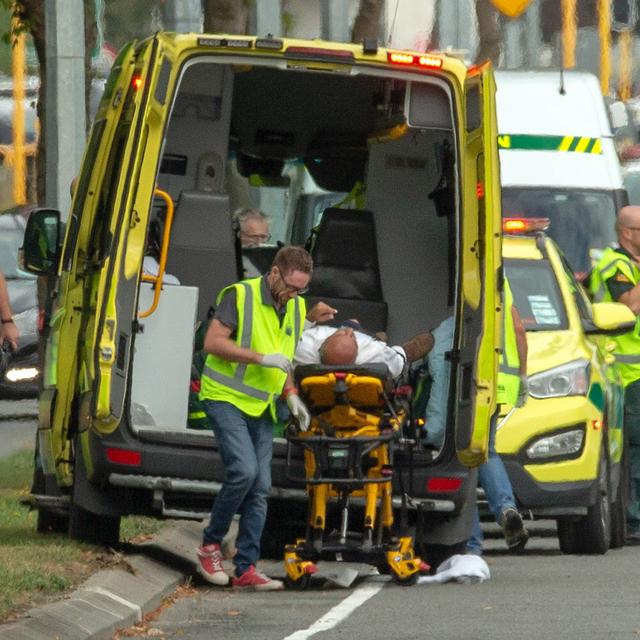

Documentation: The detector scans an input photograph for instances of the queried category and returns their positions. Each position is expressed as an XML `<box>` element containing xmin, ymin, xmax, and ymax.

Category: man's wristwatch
<box><xmin>1</xmin><ymin>318</ymin><xmax>14</xmax><ymax>324</ymax></box>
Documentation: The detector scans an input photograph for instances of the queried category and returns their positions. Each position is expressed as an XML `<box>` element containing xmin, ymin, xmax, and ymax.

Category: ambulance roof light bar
<box><xmin>503</xmin><ymin>217</ymin><xmax>551</xmax><ymax>234</ymax></box>
<box><xmin>387</xmin><ymin>51</ymin><xmax>443</xmax><ymax>69</ymax></box>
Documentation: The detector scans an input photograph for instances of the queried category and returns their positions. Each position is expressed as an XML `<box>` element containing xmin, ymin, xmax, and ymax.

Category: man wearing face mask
<box><xmin>196</xmin><ymin>245</ymin><xmax>335</xmax><ymax>590</ymax></box>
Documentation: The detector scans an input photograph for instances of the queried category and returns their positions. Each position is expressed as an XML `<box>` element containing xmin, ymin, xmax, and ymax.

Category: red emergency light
<box><xmin>502</xmin><ymin>217</ymin><xmax>550</xmax><ymax>234</ymax></box>
<box><xmin>387</xmin><ymin>51</ymin><xmax>443</xmax><ymax>69</ymax></box>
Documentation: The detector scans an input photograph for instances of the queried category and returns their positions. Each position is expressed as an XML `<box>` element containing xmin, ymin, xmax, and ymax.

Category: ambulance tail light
<box><xmin>502</xmin><ymin>217</ymin><xmax>550</xmax><ymax>234</ymax></box>
<box><xmin>106</xmin><ymin>447</ymin><xmax>142</xmax><ymax>466</ymax></box>
<box><xmin>426</xmin><ymin>476</ymin><xmax>462</xmax><ymax>493</ymax></box>
<box><xmin>387</xmin><ymin>52</ymin><xmax>443</xmax><ymax>69</ymax></box>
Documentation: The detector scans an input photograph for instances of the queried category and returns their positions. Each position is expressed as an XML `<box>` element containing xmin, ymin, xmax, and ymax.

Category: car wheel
<box><xmin>609</xmin><ymin>449</ymin><xmax>629</xmax><ymax>549</ymax></box>
<box><xmin>260</xmin><ymin>499</ymin><xmax>307</xmax><ymax>559</ymax></box>
<box><xmin>557</xmin><ymin>518</ymin><xmax>581</xmax><ymax>554</ymax></box>
<box><xmin>574</xmin><ymin>450</ymin><xmax>611</xmax><ymax>554</ymax></box>
<box><xmin>67</xmin><ymin>439</ymin><xmax>121</xmax><ymax>547</ymax></box>
<box><xmin>68</xmin><ymin>501</ymin><xmax>121</xmax><ymax>547</ymax></box>
<box><xmin>421</xmin><ymin>541</ymin><xmax>468</xmax><ymax>570</ymax></box>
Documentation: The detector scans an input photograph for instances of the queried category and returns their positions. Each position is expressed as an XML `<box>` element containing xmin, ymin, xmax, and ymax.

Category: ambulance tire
<box><xmin>261</xmin><ymin>500</ymin><xmax>307</xmax><ymax>559</ymax></box>
<box><xmin>421</xmin><ymin>541</ymin><xmax>467</xmax><ymax>570</ymax></box>
<box><xmin>556</xmin><ymin>518</ymin><xmax>581</xmax><ymax>554</ymax></box>
<box><xmin>609</xmin><ymin>450</ymin><xmax>629</xmax><ymax>549</ymax></box>
<box><xmin>577</xmin><ymin>452</ymin><xmax>611</xmax><ymax>554</ymax></box>
<box><xmin>68</xmin><ymin>440</ymin><xmax>121</xmax><ymax>548</ymax></box>
<box><xmin>31</xmin><ymin>440</ymin><xmax>68</xmax><ymax>534</ymax></box>
<box><xmin>558</xmin><ymin>452</ymin><xmax>611</xmax><ymax>555</ymax></box>
<box><xmin>68</xmin><ymin>501</ymin><xmax>121</xmax><ymax>548</ymax></box>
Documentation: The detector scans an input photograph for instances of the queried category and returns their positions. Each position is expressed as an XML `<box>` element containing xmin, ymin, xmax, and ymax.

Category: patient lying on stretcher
<box><xmin>293</xmin><ymin>320</ymin><xmax>434</xmax><ymax>378</ymax></box>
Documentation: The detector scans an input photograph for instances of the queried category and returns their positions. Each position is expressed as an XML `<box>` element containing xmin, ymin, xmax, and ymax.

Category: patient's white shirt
<box><xmin>294</xmin><ymin>325</ymin><xmax>406</xmax><ymax>379</ymax></box>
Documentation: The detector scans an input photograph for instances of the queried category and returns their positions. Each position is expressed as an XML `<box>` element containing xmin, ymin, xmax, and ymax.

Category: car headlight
<box><xmin>526</xmin><ymin>428</ymin><xmax>585</xmax><ymax>460</ymax></box>
<box><xmin>5</xmin><ymin>366</ymin><xmax>39</xmax><ymax>383</ymax></box>
<box><xmin>527</xmin><ymin>359</ymin><xmax>590</xmax><ymax>399</ymax></box>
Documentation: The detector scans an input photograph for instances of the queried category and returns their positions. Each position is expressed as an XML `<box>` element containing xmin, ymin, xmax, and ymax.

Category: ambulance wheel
<box><xmin>284</xmin><ymin>573</ymin><xmax>312</xmax><ymax>590</ymax></box>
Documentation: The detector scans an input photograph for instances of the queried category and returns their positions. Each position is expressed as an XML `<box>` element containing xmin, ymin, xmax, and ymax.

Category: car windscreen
<box><xmin>502</xmin><ymin>187</ymin><xmax>617</xmax><ymax>278</ymax></box>
<box><xmin>0</xmin><ymin>228</ymin><xmax>32</xmax><ymax>279</ymax></box>
<box><xmin>504</xmin><ymin>258</ymin><xmax>568</xmax><ymax>331</ymax></box>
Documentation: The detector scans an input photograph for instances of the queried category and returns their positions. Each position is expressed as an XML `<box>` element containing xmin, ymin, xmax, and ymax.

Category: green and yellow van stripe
<box><xmin>497</xmin><ymin>134</ymin><xmax>602</xmax><ymax>154</ymax></box>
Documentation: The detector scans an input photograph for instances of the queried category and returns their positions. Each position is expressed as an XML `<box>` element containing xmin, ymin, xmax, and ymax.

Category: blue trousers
<box><xmin>467</xmin><ymin>412</ymin><xmax>517</xmax><ymax>554</ymax></box>
<box><xmin>625</xmin><ymin>379</ymin><xmax>640</xmax><ymax>533</ymax></box>
<box><xmin>202</xmin><ymin>400</ymin><xmax>274</xmax><ymax>576</ymax></box>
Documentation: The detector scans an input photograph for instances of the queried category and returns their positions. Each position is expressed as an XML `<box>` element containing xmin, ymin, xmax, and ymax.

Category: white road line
<box><xmin>282</xmin><ymin>582</ymin><xmax>385</xmax><ymax>640</ymax></box>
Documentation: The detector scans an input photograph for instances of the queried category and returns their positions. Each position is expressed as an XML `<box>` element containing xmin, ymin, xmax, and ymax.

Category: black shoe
<box><xmin>499</xmin><ymin>507</ymin><xmax>529</xmax><ymax>553</ymax></box>
<box><xmin>626</xmin><ymin>531</ymin><xmax>640</xmax><ymax>546</ymax></box>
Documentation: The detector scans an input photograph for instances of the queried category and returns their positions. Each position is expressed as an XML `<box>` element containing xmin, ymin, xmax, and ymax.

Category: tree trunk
<box><xmin>475</xmin><ymin>0</ymin><xmax>502</xmax><ymax>65</ymax></box>
<box><xmin>14</xmin><ymin>0</ymin><xmax>96</xmax><ymax>205</ymax></box>
<box><xmin>351</xmin><ymin>0</ymin><xmax>384</xmax><ymax>44</ymax></box>
<box><xmin>203</xmin><ymin>0</ymin><xmax>250</xmax><ymax>34</ymax></box>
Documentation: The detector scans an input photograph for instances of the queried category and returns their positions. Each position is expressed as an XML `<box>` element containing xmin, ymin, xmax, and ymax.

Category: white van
<box><xmin>495</xmin><ymin>70</ymin><xmax>628</xmax><ymax>279</ymax></box>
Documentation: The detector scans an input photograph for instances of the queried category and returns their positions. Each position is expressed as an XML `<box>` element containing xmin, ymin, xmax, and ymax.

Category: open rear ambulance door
<box><xmin>42</xmin><ymin>41</ymin><xmax>149</xmax><ymax>487</ymax></box>
<box><xmin>80</xmin><ymin>36</ymin><xmax>171</xmax><ymax>435</ymax></box>
<box><xmin>454</xmin><ymin>63</ymin><xmax>502</xmax><ymax>467</ymax></box>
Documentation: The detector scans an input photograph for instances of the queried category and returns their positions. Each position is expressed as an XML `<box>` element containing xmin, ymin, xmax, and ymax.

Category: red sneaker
<box><xmin>232</xmin><ymin>565</ymin><xmax>284</xmax><ymax>591</ymax></box>
<box><xmin>196</xmin><ymin>543</ymin><xmax>230</xmax><ymax>586</ymax></box>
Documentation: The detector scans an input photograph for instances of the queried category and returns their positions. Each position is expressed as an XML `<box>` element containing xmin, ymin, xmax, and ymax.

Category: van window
<box><xmin>86</xmin><ymin>85</ymin><xmax>139</xmax><ymax>267</ymax></box>
<box><xmin>502</xmin><ymin>187</ymin><xmax>617</xmax><ymax>278</ymax></box>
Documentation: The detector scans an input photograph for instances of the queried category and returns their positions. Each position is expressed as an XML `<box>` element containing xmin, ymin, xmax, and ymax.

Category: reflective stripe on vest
<box><xmin>498</xmin><ymin>279</ymin><xmax>521</xmax><ymax>405</ymax></box>
<box><xmin>589</xmin><ymin>247</ymin><xmax>640</xmax><ymax>386</ymax></box>
<box><xmin>199</xmin><ymin>277</ymin><xmax>305</xmax><ymax>416</ymax></box>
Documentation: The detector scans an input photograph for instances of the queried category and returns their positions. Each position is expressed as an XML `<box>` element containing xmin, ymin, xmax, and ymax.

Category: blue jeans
<box><xmin>202</xmin><ymin>400</ymin><xmax>274</xmax><ymax>575</ymax></box>
<box><xmin>625</xmin><ymin>379</ymin><xmax>640</xmax><ymax>533</ymax></box>
<box><xmin>467</xmin><ymin>412</ymin><xmax>517</xmax><ymax>554</ymax></box>
<box><xmin>423</xmin><ymin>316</ymin><xmax>455</xmax><ymax>449</ymax></box>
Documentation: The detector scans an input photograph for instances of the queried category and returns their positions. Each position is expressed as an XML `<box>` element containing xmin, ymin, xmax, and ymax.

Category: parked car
<box><xmin>495</xmin><ymin>218</ymin><xmax>635</xmax><ymax>554</ymax></box>
<box><xmin>0</xmin><ymin>207</ymin><xmax>40</xmax><ymax>398</ymax></box>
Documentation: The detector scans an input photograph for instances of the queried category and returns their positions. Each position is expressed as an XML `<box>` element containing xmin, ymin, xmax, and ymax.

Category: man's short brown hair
<box><xmin>272</xmin><ymin>245</ymin><xmax>313</xmax><ymax>275</ymax></box>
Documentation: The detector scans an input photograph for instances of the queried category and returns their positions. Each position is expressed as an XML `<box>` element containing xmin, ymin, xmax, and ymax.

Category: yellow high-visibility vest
<box><xmin>590</xmin><ymin>246</ymin><xmax>640</xmax><ymax>387</ymax></box>
<box><xmin>200</xmin><ymin>277</ymin><xmax>306</xmax><ymax>418</ymax></box>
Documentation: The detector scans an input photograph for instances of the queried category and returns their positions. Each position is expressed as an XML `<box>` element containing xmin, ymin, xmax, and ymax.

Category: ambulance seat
<box><xmin>165</xmin><ymin>190</ymin><xmax>240</xmax><ymax>319</ymax></box>
<box><xmin>305</xmin><ymin>208</ymin><xmax>387</xmax><ymax>332</ymax></box>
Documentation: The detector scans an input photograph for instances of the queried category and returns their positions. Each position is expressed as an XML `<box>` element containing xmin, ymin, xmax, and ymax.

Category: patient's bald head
<box><xmin>319</xmin><ymin>328</ymin><xmax>358</xmax><ymax>366</ymax></box>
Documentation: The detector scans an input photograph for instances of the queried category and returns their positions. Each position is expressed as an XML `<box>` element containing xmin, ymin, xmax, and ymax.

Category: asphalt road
<box><xmin>119</xmin><ymin>527</ymin><xmax>640</xmax><ymax>640</ymax></box>
<box><xmin>0</xmin><ymin>399</ymin><xmax>37</xmax><ymax>458</ymax></box>
<box><xmin>3</xmin><ymin>400</ymin><xmax>640</xmax><ymax>639</ymax></box>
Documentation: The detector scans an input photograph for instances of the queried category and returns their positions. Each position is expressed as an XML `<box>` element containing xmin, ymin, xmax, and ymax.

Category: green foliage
<box><xmin>0</xmin><ymin>448</ymin><xmax>33</xmax><ymax>491</ymax></box>
<box><xmin>0</xmin><ymin>449</ymin><xmax>164</xmax><ymax>621</ymax></box>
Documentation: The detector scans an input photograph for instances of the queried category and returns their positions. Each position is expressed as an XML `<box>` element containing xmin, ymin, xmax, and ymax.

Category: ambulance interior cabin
<box><xmin>130</xmin><ymin>58</ymin><xmax>458</xmax><ymax>440</ymax></box>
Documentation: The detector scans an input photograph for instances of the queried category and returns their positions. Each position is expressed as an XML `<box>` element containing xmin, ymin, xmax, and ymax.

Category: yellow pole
<box><xmin>561</xmin><ymin>0</ymin><xmax>577</xmax><ymax>69</ymax></box>
<box><xmin>619</xmin><ymin>29</ymin><xmax>633</xmax><ymax>100</ymax></box>
<box><xmin>11</xmin><ymin>15</ymin><xmax>26</xmax><ymax>206</ymax></box>
<box><xmin>599</xmin><ymin>0</ymin><xmax>611</xmax><ymax>95</ymax></box>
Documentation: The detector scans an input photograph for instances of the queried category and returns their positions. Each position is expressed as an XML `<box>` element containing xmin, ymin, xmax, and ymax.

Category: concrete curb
<box><xmin>0</xmin><ymin>522</ymin><xmax>203</xmax><ymax>640</ymax></box>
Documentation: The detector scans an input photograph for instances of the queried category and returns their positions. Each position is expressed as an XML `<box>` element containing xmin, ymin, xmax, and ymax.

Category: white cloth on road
<box><xmin>417</xmin><ymin>554</ymin><xmax>490</xmax><ymax>585</ymax></box>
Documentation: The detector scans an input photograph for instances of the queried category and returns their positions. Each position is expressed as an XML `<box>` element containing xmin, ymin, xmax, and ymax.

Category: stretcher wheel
<box><xmin>284</xmin><ymin>573</ymin><xmax>312</xmax><ymax>590</ymax></box>
<box><xmin>391</xmin><ymin>571</ymin><xmax>419</xmax><ymax>586</ymax></box>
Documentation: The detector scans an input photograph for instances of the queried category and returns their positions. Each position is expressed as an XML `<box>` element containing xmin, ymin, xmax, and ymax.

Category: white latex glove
<box><xmin>261</xmin><ymin>353</ymin><xmax>293</xmax><ymax>375</ymax></box>
<box><xmin>286</xmin><ymin>392</ymin><xmax>311</xmax><ymax>431</ymax></box>
<box><xmin>516</xmin><ymin>376</ymin><xmax>529</xmax><ymax>408</ymax></box>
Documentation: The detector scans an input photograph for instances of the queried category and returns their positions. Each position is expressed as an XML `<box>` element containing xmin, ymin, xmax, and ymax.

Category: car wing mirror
<box><xmin>583</xmin><ymin>301</ymin><xmax>637</xmax><ymax>335</ymax></box>
<box><xmin>21</xmin><ymin>209</ymin><xmax>61</xmax><ymax>276</ymax></box>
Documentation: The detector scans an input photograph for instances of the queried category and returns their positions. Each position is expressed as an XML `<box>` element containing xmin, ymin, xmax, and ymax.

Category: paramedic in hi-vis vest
<box><xmin>467</xmin><ymin>278</ymin><xmax>529</xmax><ymax>554</ymax></box>
<box><xmin>590</xmin><ymin>205</ymin><xmax>640</xmax><ymax>545</ymax></box>
<box><xmin>196</xmin><ymin>245</ymin><xmax>336</xmax><ymax>589</ymax></box>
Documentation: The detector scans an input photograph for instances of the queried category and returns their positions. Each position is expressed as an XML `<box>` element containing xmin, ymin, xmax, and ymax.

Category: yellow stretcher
<box><xmin>283</xmin><ymin>363</ymin><xmax>428</xmax><ymax>588</ymax></box>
